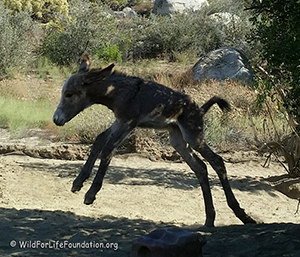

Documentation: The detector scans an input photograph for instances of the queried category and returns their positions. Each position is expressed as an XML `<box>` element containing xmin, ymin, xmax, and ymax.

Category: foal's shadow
<box><xmin>17</xmin><ymin>157</ymin><xmax>274</xmax><ymax>193</ymax></box>
<box><xmin>19</xmin><ymin>158</ymin><xmax>201</xmax><ymax>190</ymax></box>
<box><xmin>105</xmin><ymin>165</ymin><xmax>200</xmax><ymax>190</ymax></box>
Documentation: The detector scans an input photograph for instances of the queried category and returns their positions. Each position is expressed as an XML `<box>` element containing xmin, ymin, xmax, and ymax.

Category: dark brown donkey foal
<box><xmin>53</xmin><ymin>58</ymin><xmax>256</xmax><ymax>227</ymax></box>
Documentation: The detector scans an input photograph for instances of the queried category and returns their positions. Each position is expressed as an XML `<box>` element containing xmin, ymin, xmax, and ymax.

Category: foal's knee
<box><xmin>213</xmin><ymin>154</ymin><xmax>226</xmax><ymax>169</ymax></box>
<box><xmin>199</xmin><ymin>146</ymin><xmax>227</xmax><ymax>177</ymax></box>
<box><xmin>213</xmin><ymin>155</ymin><xmax>227</xmax><ymax>179</ymax></box>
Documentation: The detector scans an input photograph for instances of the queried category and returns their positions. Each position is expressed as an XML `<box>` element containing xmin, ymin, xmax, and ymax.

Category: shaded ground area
<box><xmin>0</xmin><ymin>208</ymin><xmax>299</xmax><ymax>257</ymax></box>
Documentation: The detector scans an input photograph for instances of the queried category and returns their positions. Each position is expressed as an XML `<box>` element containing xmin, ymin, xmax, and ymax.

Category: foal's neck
<box><xmin>87</xmin><ymin>73</ymin><xmax>140</xmax><ymax>110</ymax></box>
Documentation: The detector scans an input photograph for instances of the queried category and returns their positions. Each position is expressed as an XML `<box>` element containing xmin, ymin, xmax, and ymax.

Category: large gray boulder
<box><xmin>192</xmin><ymin>47</ymin><xmax>254</xmax><ymax>84</ymax></box>
<box><xmin>153</xmin><ymin>0</ymin><xmax>209</xmax><ymax>15</ymax></box>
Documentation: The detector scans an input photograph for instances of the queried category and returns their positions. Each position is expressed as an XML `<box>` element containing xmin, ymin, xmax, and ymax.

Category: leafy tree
<box><xmin>248</xmin><ymin>0</ymin><xmax>300</xmax><ymax>120</ymax></box>
<box><xmin>247</xmin><ymin>0</ymin><xmax>300</xmax><ymax>177</ymax></box>
<box><xmin>4</xmin><ymin>0</ymin><xmax>68</xmax><ymax>23</ymax></box>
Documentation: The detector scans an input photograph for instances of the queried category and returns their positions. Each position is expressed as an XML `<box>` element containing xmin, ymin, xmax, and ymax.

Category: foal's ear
<box><xmin>100</xmin><ymin>64</ymin><xmax>115</xmax><ymax>77</ymax></box>
<box><xmin>78</xmin><ymin>54</ymin><xmax>90</xmax><ymax>73</ymax></box>
<box><xmin>84</xmin><ymin>63</ymin><xmax>115</xmax><ymax>83</ymax></box>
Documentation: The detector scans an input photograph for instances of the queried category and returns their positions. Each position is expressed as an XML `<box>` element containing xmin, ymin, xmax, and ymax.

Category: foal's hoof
<box><xmin>243</xmin><ymin>215</ymin><xmax>257</xmax><ymax>224</ymax></box>
<box><xmin>84</xmin><ymin>193</ymin><xmax>96</xmax><ymax>205</ymax></box>
<box><xmin>204</xmin><ymin>219</ymin><xmax>215</xmax><ymax>227</ymax></box>
<box><xmin>71</xmin><ymin>183</ymin><xmax>83</xmax><ymax>193</ymax></box>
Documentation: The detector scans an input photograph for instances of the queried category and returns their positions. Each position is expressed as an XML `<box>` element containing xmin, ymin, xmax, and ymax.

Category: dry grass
<box><xmin>0</xmin><ymin>61</ymin><xmax>289</xmax><ymax>156</ymax></box>
<box><xmin>148</xmin><ymin>69</ymin><xmax>289</xmax><ymax>152</ymax></box>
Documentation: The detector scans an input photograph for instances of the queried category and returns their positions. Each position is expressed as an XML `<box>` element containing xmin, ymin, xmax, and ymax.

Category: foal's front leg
<box><xmin>72</xmin><ymin>122</ymin><xmax>117</xmax><ymax>192</ymax></box>
<box><xmin>84</xmin><ymin>121</ymin><xmax>135</xmax><ymax>204</ymax></box>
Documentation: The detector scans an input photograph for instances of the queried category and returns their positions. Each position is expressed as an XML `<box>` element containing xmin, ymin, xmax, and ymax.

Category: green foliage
<box><xmin>96</xmin><ymin>43</ymin><xmax>122</xmax><ymax>62</ymax></box>
<box><xmin>0</xmin><ymin>0</ymin><xmax>253</xmax><ymax>75</ymax></box>
<box><xmin>41</xmin><ymin>0</ymin><xmax>116</xmax><ymax>66</ymax></box>
<box><xmin>0</xmin><ymin>2</ymin><xmax>37</xmax><ymax>78</ymax></box>
<box><xmin>116</xmin><ymin>3</ymin><xmax>252</xmax><ymax>61</ymax></box>
<box><xmin>249</xmin><ymin>0</ymin><xmax>300</xmax><ymax>71</ymax></box>
<box><xmin>248</xmin><ymin>0</ymin><xmax>300</xmax><ymax>131</ymax></box>
<box><xmin>100</xmin><ymin>0</ymin><xmax>141</xmax><ymax>10</ymax></box>
<box><xmin>4</xmin><ymin>0</ymin><xmax>68</xmax><ymax>23</ymax></box>
<box><xmin>40</xmin><ymin>0</ymin><xmax>252</xmax><ymax>65</ymax></box>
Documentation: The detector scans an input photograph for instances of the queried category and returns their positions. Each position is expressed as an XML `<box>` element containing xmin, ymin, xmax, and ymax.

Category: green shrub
<box><xmin>96</xmin><ymin>43</ymin><xmax>122</xmax><ymax>62</ymax></box>
<box><xmin>0</xmin><ymin>2</ymin><xmax>37</xmax><ymax>78</ymax></box>
<box><xmin>41</xmin><ymin>0</ymin><xmax>116</xmax><ymax>66</ymax></box>
<box><xmin>100</xmin><ymin>0</ymin><xmax>141</xmax><ymax>10</ymax></box>
<box><xmin>40</xmin><ymin>0</ymin><xmax>252</xmax><ymax>65</ymax></box>
<box><xmin>4</xmin><ymin>0</ymin><xmax>68</xmax><ymax>23</ymax></box>
<box><xmin>115</xmin><ymin>2</ymin><xmax>252</xmax><ymax>61</ymax></box>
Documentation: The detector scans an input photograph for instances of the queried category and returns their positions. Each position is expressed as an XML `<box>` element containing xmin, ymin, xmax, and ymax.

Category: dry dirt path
<box><xmin>0</xmin><ymin>150</ymin><xmax>300</xmax><ymax>256</ymax></box>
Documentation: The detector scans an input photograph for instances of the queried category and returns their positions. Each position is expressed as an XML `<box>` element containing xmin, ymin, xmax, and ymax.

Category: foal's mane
<box><xmin>88</xmin><ymin>68</ymin><xmax>128</xmax><ymax>77</ymax></box>
<box><xmin>85</xmin><ymin>66</ymin><xmax>143</xmax><ymax>85</ymax></box>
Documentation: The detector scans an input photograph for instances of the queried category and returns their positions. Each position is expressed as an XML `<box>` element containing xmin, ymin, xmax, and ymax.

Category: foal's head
<box><xmin>53</xmin><ymin>57</ymin><xmax>114</xmax><ymax>126</ymax></box>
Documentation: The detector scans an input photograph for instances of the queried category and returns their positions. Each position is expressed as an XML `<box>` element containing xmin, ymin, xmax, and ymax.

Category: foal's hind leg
<box><xmin>169</xmin><ymin>126</ymin><xmax>216</xmax><ymax>227</ymax></box>
<box><xmin>72</xmin><ymin>122</ymin><xmax>118</xmax><ymax>192</ymax></box>
<box><xmin>198</xmin><ymin>143</ymin><xmax>256</xmax><ymax>224</ymax></box>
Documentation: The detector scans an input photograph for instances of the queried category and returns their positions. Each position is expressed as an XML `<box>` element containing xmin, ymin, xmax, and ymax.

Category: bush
<box><xmin>115</xmin><ymin>1</ymin><xmax>252</xmax><ymax>61</ymax></box>
<box><xmin>0</xmin><ymin>3</ymin><xmax>38</xmax><ymax>78</ymax></box>
<box><xmin>40</xmin><ymin>0</ymin><xmax>253</xmax><ymax>65</ymax></box>
<box><xmin>96</xmin><ymin>43</ymin><xmax>122</xmax><ymax>62</ymax></box>
<box><xmin>248</xmin><ymin>0</ymin><xmax>300</xmax><ymax>125</ymax></box>
<box><xmin>4</xmin><ymin>0</ymin><xmax>68</xmax><ymax>23</ymax></box>
<box><xmin>41</xmin><ymin>0</ymin><xmax>116</xmax><ymax>66</ymax></box>
<box><xmin>100</xmin><ymin>0</ymin><xmax>141</xmax><ymax>10</ymax></box>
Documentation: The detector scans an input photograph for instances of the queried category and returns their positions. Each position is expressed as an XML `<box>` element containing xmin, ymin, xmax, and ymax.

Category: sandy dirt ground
<box><xmin>0</xmin><ymin>139</ymin><xmax>300</xmax><ymax>256</ymax></box>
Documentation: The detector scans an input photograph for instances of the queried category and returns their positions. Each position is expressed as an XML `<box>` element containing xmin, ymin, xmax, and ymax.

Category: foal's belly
<box><xmin>138</xmin><ymin>115</ymin><xmax>176</xmax><ymax>129</ymax></box>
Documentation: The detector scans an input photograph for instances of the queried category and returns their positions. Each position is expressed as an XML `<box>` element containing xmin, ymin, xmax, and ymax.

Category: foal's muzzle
<box><xmin>53</xmin><ymin>110</ymin><xmax>66</xmax><ymax>126</ymax></box>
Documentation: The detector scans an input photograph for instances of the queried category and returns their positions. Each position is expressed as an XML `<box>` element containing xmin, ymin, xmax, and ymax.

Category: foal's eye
<box><xmin>65</xmin><ymin>93</ymin><xmax>73</xmax><ymax>98</ymax></box>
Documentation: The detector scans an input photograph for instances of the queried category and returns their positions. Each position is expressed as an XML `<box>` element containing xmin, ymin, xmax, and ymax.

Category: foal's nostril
<box><xmin>53</xmin><ymin>113</ymin><xmax>65</xmax><ymax>126</ymax></box>
<box><xmin>53</xmin><ymin>114</ymin><xmax>58</xmax><ymax>124</ymax></box>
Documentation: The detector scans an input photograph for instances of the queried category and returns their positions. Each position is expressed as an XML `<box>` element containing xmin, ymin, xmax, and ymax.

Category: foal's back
<box><xmin>108</xmin><ymin>73</ymin><xmax>191</xmax><ymax>126</ymax></box>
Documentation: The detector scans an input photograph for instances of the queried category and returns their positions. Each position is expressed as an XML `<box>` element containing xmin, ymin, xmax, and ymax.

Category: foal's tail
<box><xmin>200</xmin><ymin>96</ymin><xmax>231</xmax><ymax>115</ymax></box>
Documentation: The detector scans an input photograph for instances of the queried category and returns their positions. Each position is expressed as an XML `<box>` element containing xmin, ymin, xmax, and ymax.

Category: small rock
<box><xmin>153</xmin><ymin>0</ymin><xmax>209</xmax><ymax>15</ymax></box>
<box><xmin>131</xmin><ymin>228</ymin><xmax>206</xmax><ymax>257</ymax></box>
